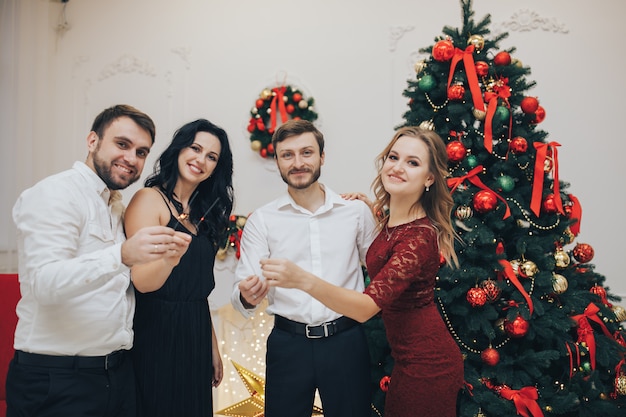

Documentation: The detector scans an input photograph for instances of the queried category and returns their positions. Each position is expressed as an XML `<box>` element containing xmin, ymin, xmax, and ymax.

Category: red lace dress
<box><xmin>365</xmin><ymin>217</ymin><xmax>463</xmax><ymax>417</ymax></box>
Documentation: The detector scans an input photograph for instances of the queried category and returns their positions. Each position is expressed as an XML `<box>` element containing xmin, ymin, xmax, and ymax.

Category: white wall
<box><xmin>2</xmin><ymin>0</ymin><xmax>625</xmax><ymax>305</ymax></box>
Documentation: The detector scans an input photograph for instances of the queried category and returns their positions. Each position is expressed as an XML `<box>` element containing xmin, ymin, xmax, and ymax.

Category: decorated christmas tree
<box><xmin>366</xmin><ymin>1</ymin><xmax>626</xmax><ymax>416</ymax></box>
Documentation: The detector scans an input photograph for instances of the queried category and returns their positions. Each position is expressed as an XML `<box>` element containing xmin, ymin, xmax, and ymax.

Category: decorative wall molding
<box><xmin>171</xmin><ymin>46</ymin><xmax>192</xmax><ymax>70</ymax></box>
<box><xmin>493</xmin><ymin>9</ymin><xmax>569</xmax><ymax>35</ymax></box>
<box><xmin>389</xmin><ymin>25</ymin><xmax>415</xmax><ymax>52</ymax></box>
<box><xmin>97</xmin><ymin>54</ymin><xmax>158</xmax><ymax>81</ymax></box>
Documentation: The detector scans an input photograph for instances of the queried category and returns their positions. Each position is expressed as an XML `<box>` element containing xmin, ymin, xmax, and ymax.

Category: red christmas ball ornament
<box><xmin>432</xmin><ymin>39</ymin><xmax>455</xmax><ymax>61</ymax></box>
<box><xmin>473</xmin><ymin>189</ymin><xmax>498</xmax><ymax>213</ymax></box>
<box><xmin>447</xmin><ymin>84</ymin><xmax>465</xmax><ymax>100</ymax></box>
<box><xmin>481</xmin><ymin>347</ymin><xmax>500</xmax><ymax>366</ymax></box>
<box><xmin>292</xmin><ymin>92</ymin><xmax>303</xmax><ymax>102</ymax></box>
<box><xmin>286</xmin><ymin>104</ymin><xmax>295</xmax><ymax>114</ymax></box>
<box><xmin>466</xmin><ymin>286</ymin><xmax>488</xmax><ymax>307</ymax></box>
<box><xmin>520</xmin><ymin>97</ymin><xmax>539</xmax><ymax>114</ymax></box>
<box><xmin>542</xmin><ymin>194</ymin><xmax>558</xmax><ymax>214</ymax></box>
<box><xmin>260</xmin><ymin>148</ymin><xmax>268</xmax><ymax>158</ymax></box>
<box><xmin>493</xmin><ymin>51</ymin><xmax>512</xmax><ymax>66</ymax></box>
<box><xmin>590</xmin><ymin>285</ymin><xmax>609</xmax><ymax>305</ymax></box>
<box><xmin>255</xmin><ymin>99</ymin><xmax>265</xmax><ymax>109</ymax></box>
<box><xmin>379</xmin><ymin>376</ymin><xmax>391</xmax><ymax>392</ymax></box>
<box><xmin>480</xmin><ymin>279</ymin><xmax>502</xmax><ymax>303</ymax></box>
<box><xmin>573</xmin><ymin>243</ymin><xmax>594</xmax><ymax>264</ymax></box>
<box><xmin>446</xmin><ymin>141</ymin><xmax>467</xmax><ymax>163</ymax></box>
<box><xmin>509</xmin><ymin>136</ymin><xmax>528</xmax><ymax>154</ymax></box>
<box><xmin>475</xmin><ymin>61</ymin><xmax>489</xmax><ymax>77</ymax></box>
<box><xmin>267</xmin><ymin>143</ymin><xmax>275</xmax><ymax>155</ymax></box>
<box><xmin>532</xmin><ymin>106</ymin><xmax>546</xmax><ymax>123</ymax></box>
<box><xmin>505</xmin><ymin>315</ymin><xmax>529</xmax><ymax>338</ymax></box>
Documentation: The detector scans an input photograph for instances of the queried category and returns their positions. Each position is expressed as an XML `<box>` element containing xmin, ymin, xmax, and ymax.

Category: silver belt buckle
<box><xmin>305</xmin><ymin>322</ymin><xmax>330</xmax><ymax>339</ymax></box>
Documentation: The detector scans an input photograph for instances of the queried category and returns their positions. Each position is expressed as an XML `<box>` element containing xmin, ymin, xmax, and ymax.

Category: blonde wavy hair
<box><xmin>371</xmin><ymin>127</ymin><xmax>460</xmax><ymax>268</ymax></box>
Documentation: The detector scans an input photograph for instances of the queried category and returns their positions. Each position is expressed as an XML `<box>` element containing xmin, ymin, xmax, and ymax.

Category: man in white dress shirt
<box><xmin>7</xmin><ymin>105</ymin><xmax>191</xmax><ymax>417</ymax></box>
<box><xmin>231</xmin><ymin>120</ymin><xmax>377</xmax><ymax>417</ymax></box>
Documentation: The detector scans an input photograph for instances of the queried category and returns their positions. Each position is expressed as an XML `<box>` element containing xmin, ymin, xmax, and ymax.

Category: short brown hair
<box><xmin>91</xmin><ymin>104</ymin><xmax>156</xmax><ymax>144</ymax></box>
<box><xmin>271</xmin><ymin>120</ymin><xmax>324</xmax><ymax>155</ymax></box>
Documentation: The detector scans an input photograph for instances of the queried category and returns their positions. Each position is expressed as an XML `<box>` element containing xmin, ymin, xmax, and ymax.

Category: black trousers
<box><xmin>265</xmin><ymin>323</ymin><xmax>370</xmax><ymax>417</ymax></box>
<box><xmin>6</xmin><ymin>350</ymin><xmax>136</xmax><ymax>417</ymax></box>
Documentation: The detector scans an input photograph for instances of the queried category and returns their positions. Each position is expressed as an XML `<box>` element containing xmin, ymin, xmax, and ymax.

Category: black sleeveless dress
<box><xmin>132</xmin><ymin>212</ymin><xmax>216</xmax><ymax>417</ymax></box>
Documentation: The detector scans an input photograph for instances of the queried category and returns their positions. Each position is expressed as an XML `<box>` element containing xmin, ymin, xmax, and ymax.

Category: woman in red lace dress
<box><xmin>262</xmin><ymin>126</ymin><xmax>463</xmax><ymax>417</ymax></box>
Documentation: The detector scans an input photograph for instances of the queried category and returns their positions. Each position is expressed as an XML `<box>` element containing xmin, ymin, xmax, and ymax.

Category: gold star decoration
<box><xmin>215</xmin><ymin>361</ymin><xmax>324</xmax><ymax>417</ymax></box>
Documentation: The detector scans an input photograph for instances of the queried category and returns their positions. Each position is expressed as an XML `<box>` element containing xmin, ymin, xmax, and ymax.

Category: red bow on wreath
<box><xmin>270</xmin><ymin>86</ymin><xmax>288</xmax><ymax>133</ymax></box>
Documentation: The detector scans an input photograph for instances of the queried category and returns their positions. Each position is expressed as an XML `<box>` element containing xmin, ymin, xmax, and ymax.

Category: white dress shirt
<box><xmin>12</xmin><ymin>161</ymin><xmax>134</xmax><ymax>356</ymax></box>
<box><xmin>231</xmin><ymin>185</ymin><xmax>377</xmax><ymax>324</ymax></box>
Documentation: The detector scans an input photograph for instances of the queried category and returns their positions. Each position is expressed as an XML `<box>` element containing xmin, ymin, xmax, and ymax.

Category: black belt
<box><xmin>14</xmin><ymin>349</ymin><xmax>126</xmax><ymax>370</ymax></box>
<box><xmin>274</xmin><ymin>315</ymin><xmax>359</xmax><ymax>339</ymax></box>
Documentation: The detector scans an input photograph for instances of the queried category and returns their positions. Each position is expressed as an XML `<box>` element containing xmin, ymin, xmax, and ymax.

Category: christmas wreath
<box><xmin>246</xmin><ymin>84</ymin><xmax>318</xmax><ymax>158</ymax></box>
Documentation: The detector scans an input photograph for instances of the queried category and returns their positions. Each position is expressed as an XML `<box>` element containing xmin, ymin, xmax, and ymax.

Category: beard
<box><xmin>92</xmin><ymin>146</ymin><xmax>140</xmax><ymax>190</ymax></box>
<box><xmin>280</xmin><ymin>166</ymin><xmax>321</xmax><ymax>190</ymax></box>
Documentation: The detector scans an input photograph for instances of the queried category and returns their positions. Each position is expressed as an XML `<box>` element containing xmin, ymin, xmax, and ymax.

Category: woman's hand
<box><xmin>340</xmin><ymin>192</ymin><xmax>373</xmax><ymax>208</ymax></box>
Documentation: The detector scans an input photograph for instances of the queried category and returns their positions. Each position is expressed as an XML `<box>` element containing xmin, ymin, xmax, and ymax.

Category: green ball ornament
<box><xmin>466</xmin><ymin>155</ymin><xmax>478</xmax><ymax>168</ymax></box>
<box><xmin>494</xmin><ymin>106</ymin><xmax>510</xmax><ymax>123</ymax></box>
<box><xmin>497</xmin><ymin>175</ymin><xmax>515</xmax><ymax>192</ymax></box>
<box><xmin>581</xmin><ymin>361</ymin><xmax>592</xmax><ymax>373</ymax></box>
<box><xmin>418</xmin><ymin>74</ymin><xmax>436</xmax><ymax>92</ymax></box>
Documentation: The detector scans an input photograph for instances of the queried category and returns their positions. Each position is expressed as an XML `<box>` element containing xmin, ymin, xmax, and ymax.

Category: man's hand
<box><xmin>238</xmin><ymin>275</ymin><xmax>270</xmax><ymax>308</ymax></box>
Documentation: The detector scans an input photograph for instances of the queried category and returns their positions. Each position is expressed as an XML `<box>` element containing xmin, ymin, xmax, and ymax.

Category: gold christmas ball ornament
<box><xmin>552</xmin><ymin>274</ymin><xmax>569</xmax><ymax>294</ymax></box>
<box><xmin>236</xmin><ymin>216</ymin><xmax>247</xmax><ymax>228</ymax></box>
<box><xmin>467</xmin><ymin>34</ymin><xmax>485</xmax><ymax>51</ymax></box>
<box><xmin>612</xmin><ymin>305</ymin><xmax>626</xmax><ymax>322</ymax></box>
<box><xmin>519</xmin><ymin>260</ymin><xmax>539</xmax><ymax>278</ymax></box>
<box><xmin>414</xmin><ymin>60</ymin><xmax>427</xmax><ymax>74</ymax></box>
<box><xmin>473</xmin><ymin>106</ymin><xmax>487</xmax><ymax>121</ymax></box>
<box><xmin>554</xmin><ymin>248</ymin><xmax>571</xmax><ymax>269</ymax></box>
<box><xmin>455</xmin><ymin>205</ymin><xmax>473</xmax><ymax>220</ymax></box>
<box><xmin>419</xmin><ymin>119</ymin><xmax>435</xmax><ymax>130</ymax></box>
<box><xmin>298</xmin><ymin>99</ymin><xmax>309</xmax><ymax>109</ymax></box>
<box><xmin>216</xmin><ymin>247</ymin><xmax>228</xmax><ymax>261</ymax></box>
<box><xmin>250</xmin><ymin>140</ymin><xmax>263</xmax><ymax>152</ymax></box>
<box><xmin>616</xmin><ymin>374</ymin><xmax>626</xmax><ymax>396</ymax></box>
<box><xmin>260</xmin><ymin>88</ymin><xmax>272</xmax><ymax>100</ymax></box>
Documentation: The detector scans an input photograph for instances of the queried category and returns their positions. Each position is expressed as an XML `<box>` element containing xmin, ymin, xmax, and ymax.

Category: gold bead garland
<box><xmin>425</xmin><ymin>92</ymin><xmax>449</xmax><ymax>111</ymax></box>
<box><xmin>506</xmin><ymin>197</ymin><xmax>560</xmax><ymax>231</ymax></box>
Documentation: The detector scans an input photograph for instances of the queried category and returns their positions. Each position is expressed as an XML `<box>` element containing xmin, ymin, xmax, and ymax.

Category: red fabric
<box><xmin>364</xmin><ymin>218</ymin><xmax>463</xmax><ymax>417</ymax></box>
<box><xmin>0</xmin><ymin>274</ymin><xmax>20</xmax><ymax>417</ymax></box>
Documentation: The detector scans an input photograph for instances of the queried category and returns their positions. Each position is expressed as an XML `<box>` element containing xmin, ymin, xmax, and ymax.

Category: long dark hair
<box><xmin>145</xmin><ymin>119</ymin><xmax>234</xmax><ymax>248</ymax></box>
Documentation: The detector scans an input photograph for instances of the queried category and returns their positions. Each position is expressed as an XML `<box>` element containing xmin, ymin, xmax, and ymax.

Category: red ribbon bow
<box><xmin>571</xmin><ymin>303</ymin><xmax>613</xmax><ymax>370</ymax></box>
<box><xmin>499</xmin><ymin>386</ymin><xmax>544</xmax><ymax>417</ymax></box>
<box><xmin>270</xmin><ymin>86</ymin><xmax>288</xmax><ymax>133</ymax></box>
<box><xmin>447</xmin><ymin>166</ymin><xmax>511</xmax><ymax>219</ymax></box>
<box><xmin>531</xmin><ymin>142</ymin><xmax>563</xmax><ymax>217</ymax></box>
<box><xmin>498</xmin><ymin>260</ymin><xmax>533</xmax><ymax>316</ymax></box>
<box><xmin>483</xmin><ymin>77</ymin><xmax>512</xmax><ymax>153</ymax></box>
<box><xmin>447</xmin><ymin>45</ymin><xmax>485</xmax><ymax>113</ymax></box>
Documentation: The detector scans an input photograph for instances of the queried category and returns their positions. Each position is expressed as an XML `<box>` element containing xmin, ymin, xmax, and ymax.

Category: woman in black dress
<box><xmin>124</xmin><ymin>119</ymin><xmax>234</xmax><ymax>417</ymax></box>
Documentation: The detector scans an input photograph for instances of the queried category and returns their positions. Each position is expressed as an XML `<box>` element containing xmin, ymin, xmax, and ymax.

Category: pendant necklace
<box><xmin>384</xmin><ymin>224</ymin><xmax>396</xmax><ymax>241</ymax></box>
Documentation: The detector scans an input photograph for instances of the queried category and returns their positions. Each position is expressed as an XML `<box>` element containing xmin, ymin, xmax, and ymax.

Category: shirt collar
<box><xmin>276</xmin><ymin>184</ymin><xmax>347</xmax><ymax>215</ymax></box>
<box><xmin>72</xmin><ymin>161</ymin><xmax>112</xmax><ymax>205</ymax></box>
